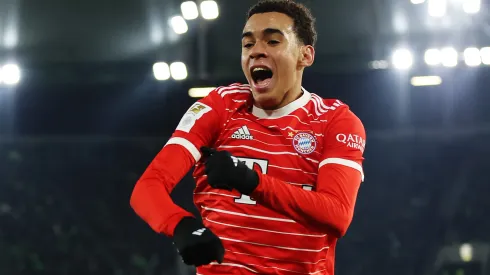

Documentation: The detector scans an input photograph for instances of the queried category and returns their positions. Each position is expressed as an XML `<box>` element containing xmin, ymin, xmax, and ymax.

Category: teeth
<box><xmin>253</xmin><ymin>67</ymin><xmax>268</xmax><ymax>72</ymax></box>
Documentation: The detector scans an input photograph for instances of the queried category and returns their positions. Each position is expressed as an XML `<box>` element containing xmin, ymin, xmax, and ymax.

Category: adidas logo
<box><xmin>192</xmin><ymin>228</ymin><xmax>206</xmax><ymax>236</ymax></box>
<box><xmin>231</xmin><ymin>126</ymin><xmax>253</xmax><ymax>140</ymax></box>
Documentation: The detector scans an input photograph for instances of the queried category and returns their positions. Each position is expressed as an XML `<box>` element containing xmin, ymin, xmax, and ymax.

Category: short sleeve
<box><xmin>165</xmin><ymin>90</ymin><xmax>225</xmax><ymax>162</ymax></box>
<box><xmin>319</xmin><ymin>105</ymin><xmax>366</xmax><ymax>181</ymax></box>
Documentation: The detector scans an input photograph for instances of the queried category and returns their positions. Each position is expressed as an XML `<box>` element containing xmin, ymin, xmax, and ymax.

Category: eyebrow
<box><xmin>241</xmin><ymin>28</ymin><xmax>285</xmax><ymax>39</ymax></box>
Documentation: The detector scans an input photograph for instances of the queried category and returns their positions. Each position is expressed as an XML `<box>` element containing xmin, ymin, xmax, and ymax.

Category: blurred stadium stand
<box><xmin>0</xmin><ymin>0</ymin><xmax>490</xmax><ymax>274</ymax></box>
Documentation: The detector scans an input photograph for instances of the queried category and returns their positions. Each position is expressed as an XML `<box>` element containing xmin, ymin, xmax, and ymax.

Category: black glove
<box><xmin>172</xmin><ymin>217</ymin><xmax>224</xmax><ymax>266</ymax></box>
<box><xmin>201</xmin><ymin>147</ymin><xmax>259</xmax><ymax>195</ymax></box>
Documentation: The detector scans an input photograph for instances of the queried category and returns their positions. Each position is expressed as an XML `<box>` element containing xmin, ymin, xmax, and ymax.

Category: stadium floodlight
<box><xmin>200</xmin><ymin>0</ymin><xmax>219</xmax><ymax>20</ymax></box>
<box><xmin>181</xmin><ymin>1</ymin><xmax>199</xmax><ymax>20</ymax></box>
<box><xmin>481</xmin><ymin>47</ymin><xmax>490</xmax><ymax>65</ymax></box>
<box><xmin>170</xmin><ymin>62</ymin><xmax>188</xmax><ymax>80</ymax></box>
<box><xmin>170</xmin><ymin>16</ymin><xmax>188</xmax><ymax>34</ymax></box>
<box><xmin>1</xmin><ymin>64</ymin><xmax>21</xmax><ymax>85</ymax></box>
<box><xmin>410</xmin><ymin>76</ymin><xmax>442</xmax><ymax>86</ymax></box>
<box><xmin>463</xmin><ymin>0</ymin><xmax>480</xmax><ymax>14</ymax></box>
<box><xmin>188</xmin><ymin>87</ymin><xmax>216</xmax><ymax>98</ymax></box>
<box><xmin>153</xmin><ymin>62</ymin><xmax>171</xmax><ymax>81</ymax></box>
<box><xmin>464</xmin><ymin>47</ymin><xmax>481</xmax><ymax>66</ymax></box>
<box><xmin>424</xmin><ymin>49</ymin><xmax>441</xmax><ymax>66</ymax></box>
<box><xmin>459</xmin><ymin>243</ymin><xmax>473</xmax><ymax>262</ymax></box>
<box><xmin>428</xmin><ymin>0</ymin><xmax>447</xmax><ymax>17</ymax></box>
<box><xmin>441</xmin><ymin>47</ymin><xmax>458</xmax><ymax>67</ymax></box>
<box><xmin>411</xmin><ymin>0</ymin><xmax>425</xmax><ymax>4</ymax></box>
<box><xmin>391</xmin><ymin>48</ymin><xmax>413</xmax><ymax>69</ymax></box>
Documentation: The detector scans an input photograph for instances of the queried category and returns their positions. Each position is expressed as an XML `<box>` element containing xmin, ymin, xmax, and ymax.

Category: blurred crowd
<box><xmin>0</xmin><ymin>132</ymin><xmax>488</xmax><ymax>275</ymax></box>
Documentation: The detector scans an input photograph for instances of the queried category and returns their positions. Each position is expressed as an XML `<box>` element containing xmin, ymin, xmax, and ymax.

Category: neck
<box><xmin>277</xmin><ymin>83</ymin><xmax>303</xmax><ymax>109</ymax></box>
<box><xmin>257</xmin><ymin>75</ymin><xmax>304</xmax><ymax>111</ymax></box>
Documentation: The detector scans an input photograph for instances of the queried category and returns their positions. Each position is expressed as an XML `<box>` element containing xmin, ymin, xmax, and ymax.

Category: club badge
<box><xmin>292</xmin><ymin>132</ymin><xmax>317</xmax><ymax>154</ymax></box>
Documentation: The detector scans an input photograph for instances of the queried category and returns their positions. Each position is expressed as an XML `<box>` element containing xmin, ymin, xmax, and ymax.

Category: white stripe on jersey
<box><xmin>217</xmin><ymin>83</ymin><xmax>249</xmax><ymax>94</ymax></box>
<box><xmin>225</xmin><ymin>249</ymin><xmax>328</xmax><ymax>265</ymax></box>
<box><xmin>209</xmin><ymin>262</ymin><xmax>259</xmax><ymax>273</ymax></box>
<box><xmin>194</xmin><ymin>192</ymin><xmax>238</xmax><ymax>198</ymax></box>
<box><xmin>230</xmin><ymin>117</ymin><xmax>324</xmax><ymax>137</ymax></box>
<box><xmin>225</xmin><ymin>127</ymin><xmax>283</xmax><ymax>137</ymax></box>
<box><xmin>219</xmin><ymin>236</ymin><xmax>330</xmax><ymax>252</ymax></box>
<box><xmin>202</xmin><ymin>206</ymin><xmax>296</xmax><ymax>223</ymax></box>
<box><xmin>256</xmin><ymin>114</ymin><xmax>311</xmax><ymax>126</ymax></box>
<box><xmin>246</xmin><ymin>263</ymin><xmax>328</xmax><ymax>275</ymax></box>
<box><xmin>205</xmin><ymin>217</ymin><xmax>327</xmax><ymax>237</ymax></box>
<box><xmin>217</xmin><ymin>84</ymin><xmax>251</xmax><ymax>98</ymax></box>
<box><xmin>218</xmin><ymin>145</ymin><xmax>320</xmax><ymax>164</ymax></box>
<box><xmin>268</xmin><ymin>165</ymin><xmax>318</xmax><ymax>175</ymax></box>
<box><xmin>319</xmin><ymin>157</ymin><xmax>364</xmax><ymax>181</ymax></box>
<box><xmin>165</xmin><ymin>137</ymin><xmax>200</xmax><ymax>161</ymax></box>
<box><xmin>233</xmin><ymin>135</ymin><xmax>293</xmax><ymax>147</ymax></box>
<box><xmin>311</xmin><ymin>94</ymin><xmax>332</xmax><ymax>113</ymax></box>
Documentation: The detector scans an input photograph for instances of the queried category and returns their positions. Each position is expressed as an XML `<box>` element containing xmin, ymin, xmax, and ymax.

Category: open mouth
<box><xmin>251</xmin><ymin>67</ymin><xmax>273</xmax><ymax>85</ymax></box>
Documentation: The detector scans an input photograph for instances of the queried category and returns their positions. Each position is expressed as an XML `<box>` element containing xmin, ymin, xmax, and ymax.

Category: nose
<box><xmin>249</xmin><ymin>42</ymin><xmax>267</xmax><ymax>59</ymax></box>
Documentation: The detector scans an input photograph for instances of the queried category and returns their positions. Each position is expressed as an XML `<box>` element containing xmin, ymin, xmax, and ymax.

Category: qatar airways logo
<box><xmin>336</xmin><ymin>133</ymin><xmax>365</xmax><ymax>153</ymax></box>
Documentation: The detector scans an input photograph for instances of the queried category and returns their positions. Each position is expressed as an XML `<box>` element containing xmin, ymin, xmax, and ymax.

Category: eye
<box><xmin>268</xmin><ymin>40</ymin><xmax>279</xmax><ymax>45</ymax></box>
<box><xmin>243</xmin><ymin>43</ymin><xmax>254</xmax><ymax>49</ymax></box>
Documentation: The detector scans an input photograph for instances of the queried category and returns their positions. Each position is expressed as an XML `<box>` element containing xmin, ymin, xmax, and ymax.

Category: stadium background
<box><xmin>0</xmin><ymin>0</ymin><xmax>489</xmax><ymax>274</ymax></box>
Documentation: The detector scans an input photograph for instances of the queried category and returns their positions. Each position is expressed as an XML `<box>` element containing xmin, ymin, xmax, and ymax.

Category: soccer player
<box><xmin>130</xmin><ymin>0</ymin><xmax>366</xmax><ymax>274</ymax></box>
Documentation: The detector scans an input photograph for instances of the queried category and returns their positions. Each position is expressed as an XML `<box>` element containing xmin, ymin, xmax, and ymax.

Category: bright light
<box><xmin>200</xmin><ymin>0</ymin><xmax>219</xmax><ymax>20</ymax></box>
<box><xmin>459</xmin><ymin>243</ymin><xmax>473</xmax><ymax>262</ymax></box>
<box><xmin>411</xmin><ymin>0</ymin><xmax>425</xmax><ymax>4</ymax></box>
<box><xmin>170</xmin><ymin>62</ymin><xmax>188</xmax><ymax>80</ymax></box>
<box><xmin>170</xmin><ymin>16</ymin><xmax>188</xmax><ymax>34</ymax></box>
<box><xmin>463</xmin><ymin>0</ymin><xmax>480</xmax><ymax>14</ymax></box>
<box><xmin>464</xmin><ymin>47</ymin><xmax>481</xmax><ymax>66</ymax></box>
<box><xmin>188</xmin><ymin>87</ymin><xmax>216</xmax><ymax>98</ymax></box>
<box><xmin>181</xmin><ymin>1</ymin><xmax>199</xmax><ymax>20</ymax></box>
<box><xmin>410</xmin><ymin>76</ymin><xmax>442</xmax><ymax>86</ymax></box>
<box><xmin>481</xmin><ymin>47</ymin><xmax>490</xmax><ymax>65</ymax></box>
<box><xmin>370</xmin><ymin>60</ymin><xmax>389</xmax><ymax>69</ymax></box>
<box><xmin>424</xmin><ymin>49</ymin><xmax>441</xmax><ymax>66</ymax></box>
<box><xmin>441</xmin><ymin>47</ymin><xmax>458</xmax><ymax>67</ymax></box>
<box><xmin>428</xmin><ymin>0</ymin><xmax>447</xmax><ymax>17</ymax></box>
<box><xmin>392</xmin><ymin>49</ymin><xmax>413</xmax><ymax>69</ymax></box>
<box><xmin>153</xmin><ymin>62</ymin><xmax>171</xmax><ymax>81</ymax></box>
<box><xmin>1</xmin><ymin>64</ymin><xmax>21</xmax><ymax>85</ymax></box>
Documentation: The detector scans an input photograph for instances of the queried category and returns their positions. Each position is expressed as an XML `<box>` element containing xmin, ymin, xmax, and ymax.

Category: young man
<box><xmin>130</xmin><ymin>1</ymin><xmax>366</xmax><ymax>274</ymax></box>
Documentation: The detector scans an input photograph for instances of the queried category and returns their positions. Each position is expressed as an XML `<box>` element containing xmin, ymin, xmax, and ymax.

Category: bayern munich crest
<box><xmin>292</xmin><ymin>132</ymin><xmax>317</xmax><ymax>154</ymax></box>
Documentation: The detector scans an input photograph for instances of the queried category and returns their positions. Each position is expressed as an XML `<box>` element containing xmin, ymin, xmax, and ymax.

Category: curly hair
<box><xmin>247</xmin><ymin>0</ymin><xmax>317</xmax><ymax>47</ymax></box>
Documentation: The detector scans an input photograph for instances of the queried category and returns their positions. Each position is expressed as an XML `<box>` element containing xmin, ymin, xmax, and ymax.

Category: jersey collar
<box><xmin>251</xmin><ymin>87</ymin><xmax>311</xmax><ymax>119</ymax></box>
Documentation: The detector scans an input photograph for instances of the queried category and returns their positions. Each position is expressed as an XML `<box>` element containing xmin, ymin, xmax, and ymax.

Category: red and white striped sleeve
<box><xmin>130</xmin><ymin>89</ymin><xmax>226</xmax><ymax>237</ymax></box>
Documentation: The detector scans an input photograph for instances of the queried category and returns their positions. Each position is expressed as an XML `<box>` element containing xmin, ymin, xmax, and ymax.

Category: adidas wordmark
<box><xmin>231</xmin><ymin>126</ymin><xmax>253</xmax><ymax>140</ymax></box>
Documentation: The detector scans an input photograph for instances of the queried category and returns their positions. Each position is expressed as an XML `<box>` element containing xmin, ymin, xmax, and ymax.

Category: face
<box><xmin>241</xmin><ymin>12</ymin><xmax>314</xmax><ymax>109</ymax></box>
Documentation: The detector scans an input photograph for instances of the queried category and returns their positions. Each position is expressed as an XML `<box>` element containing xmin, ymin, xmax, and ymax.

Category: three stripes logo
<box><xmin>192</xmin><ymin>228</ymin><xmax>206</xmax><ymax>236</ymax></box>
<box><xmin>231</xmin><ymin>126</ymin><xmax>254</xmax><ymax>140</ymax></box>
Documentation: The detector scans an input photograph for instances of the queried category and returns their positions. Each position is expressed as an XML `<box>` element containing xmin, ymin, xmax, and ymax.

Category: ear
<box><xmin>298</xmin><ymin>45</ymin><xmax>315</xmax><ymax>68</ymax></box>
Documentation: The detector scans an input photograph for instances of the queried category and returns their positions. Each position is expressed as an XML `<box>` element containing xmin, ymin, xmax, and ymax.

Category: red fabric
<box><xmin>130</xmin><ymin>83</ymin><xmax>367</xmax><ymax>274</ymax></box>
<box><xmin>252</xmin><ymin>164</ymin><xmax>362</xmax><ymax>238</ymax></box>
<box><xmin>130</xmin><ymin>144</ymin><xmax>195</xmax><ymax>237</ymax></box>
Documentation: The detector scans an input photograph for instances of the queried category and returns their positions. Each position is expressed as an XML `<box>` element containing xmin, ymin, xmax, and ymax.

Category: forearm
<box><xmin>130</xmin><ymin>144</ymin><xmax>195</xmax><ymax>237</ymax></box>
<box><xmin>250</xmin><ymin>165</ymin><xmax>362</xmax><ymax>237</ymax></box>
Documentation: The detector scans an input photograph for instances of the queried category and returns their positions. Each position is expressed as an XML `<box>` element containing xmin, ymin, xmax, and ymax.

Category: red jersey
<box><xmin>131</xmin><ymin>83</ymin><xmax>366</xmax><ymax>275</ymax></box>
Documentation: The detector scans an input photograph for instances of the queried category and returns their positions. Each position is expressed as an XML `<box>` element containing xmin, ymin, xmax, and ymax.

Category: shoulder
<box><xmin>198</xmin><ymin>83</ymin><xmax>251</xmax><ymax>111</ymax></box>
<box><xmin>209</xmin><ymin>83</ymin><xmax>251</xmax><ymax>102</ymax></box>
<box><xmin>306</xmin><ymin>93</ymin><xmax>364</xmax><ymax>131</ymax></box>
<box><xmin>305</xmin><ymin>92</ymin><xmax>353</xmax><ymax>120</ymax></box>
